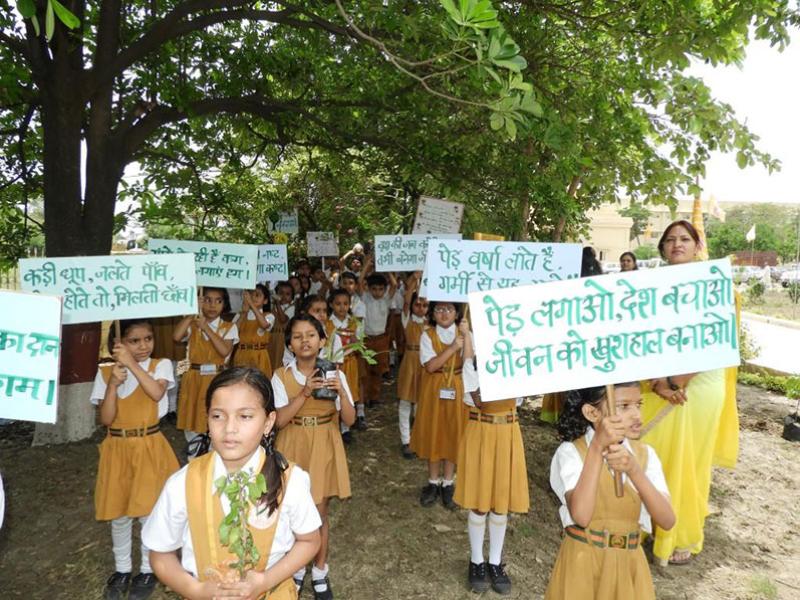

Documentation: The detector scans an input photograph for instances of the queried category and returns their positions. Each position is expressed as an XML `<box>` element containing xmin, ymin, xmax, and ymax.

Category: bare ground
<box><xmin>1</xmin><ymin>383</ymin><xmax>798</xmax><ymax>600</ymax></box>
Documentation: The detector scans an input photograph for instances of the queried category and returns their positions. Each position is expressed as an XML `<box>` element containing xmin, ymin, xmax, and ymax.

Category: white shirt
<box><xmin>185</xmin><ymin>317</ymin><xmax>240</xmax><ymax>348</ymax></box>
<box><xmin>233</xmin><ymin>310</ymin><xmax>275</xmax><ymax>334</ymax></box>
<box><xmin>401</xmin><ymin>312</ymin><xmax>426</xmax><ymax>329</ymax></box>
<box><xmin>90</xmin><ymin>358</ymin><xmax>175</xmax><ymax>419</ymax></box>
<box><xmin>142</xmin><ymin>447</ymin><xmax>321</xmax><ymax>577</ymax></box>
<box><xmin>549</xmin><ymin>427</ymin><xmax>670</xmax><ymax>532</ymax></box>
<box><xmin>278</xmin><ymin>303</ymin><xmax>296</xmax><ymax>321</ymax></box>
<box><xmin>359</xmin><ymin>292</ymin><xmax>392</xmax><ymax>336</ymax></box>
<box><xmin>272</xmin><ymin>360</ymin><xmax>354</xmax><ymax>412</ymax></box>
<box><xmin>309</xmin><ymin>280</ymin><xmax>323</xmax><ymax>295</ymax></box>
<box><xmin>350</xmin><ymin>295</ymin><xmax>366</xmax><ymax>320</ymax></box>
<box><xmin>461</xmin><ymin>359</ymin><xmax>522</xmax><ymax>408</ymax></box>
<box><xmin>419</xmin><ymin>324</ymin><xmax>463</xmax><ymax>365</ymax></box>
<box><xmin>391</xmin><ymin>287</ymin><xmax>405</xmax><ymax>311</ymax></box>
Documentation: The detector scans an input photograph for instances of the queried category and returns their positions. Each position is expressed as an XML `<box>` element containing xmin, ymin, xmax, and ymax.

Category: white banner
<box><xmin>149</xmin><ymin>239</ymin><xmax>259</xmax><ymax>289</ymax></box>
<box><xmin>469</xmin><ymin>259</ymin><xmax>740</xmax><ymax>401</ymax></box>
<box><xmin>267</xmin><ymin>210</ymin><xmax>299</xmax><ymax>235</ymax></box>
<box><xmin>424</xmin><ymin>240</ymin><xmax>582</xmax><ymax>302</ymax></box>
<box><xmin>256</xmin><ymin>245</ymin><xmax>289</xmax><ymax>282</ymax></box>
<box><xmin>373</xmin><ymin>234</ymin><xmax>461</xmax><ymax>272</ymax></box>
<box><xmin>307</xmin><ymin>232</ymin><xmax>339</xmax><ymax>257</ymax></box>
<box><xmin>412</xmin><ymin>196</ymin><xmax>464</xmax><ymax>234</ymax></box>
<box><xmin>0</xmin><ymin>290</ymin><xmax>61</xmax><ymax>423</ymax></box>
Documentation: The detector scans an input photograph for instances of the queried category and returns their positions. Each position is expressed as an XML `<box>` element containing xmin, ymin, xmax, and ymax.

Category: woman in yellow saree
<box><xmin>641</xmin><ymin>220</ymin><xmax>740</xmax><ymax>566</ymax></box>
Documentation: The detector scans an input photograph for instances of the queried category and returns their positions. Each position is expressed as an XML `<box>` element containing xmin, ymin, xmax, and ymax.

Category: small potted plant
<box><xmin>312</xmin><ymin>329</ymin><xmax>377</xmax><ymax>401</ymax></box>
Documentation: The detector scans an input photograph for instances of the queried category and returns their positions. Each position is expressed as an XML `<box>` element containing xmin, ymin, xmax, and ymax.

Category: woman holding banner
<box><xmin>641</xmin><ymin>220</ymin><xmax>740</xmax><ymax>566</ymax></box>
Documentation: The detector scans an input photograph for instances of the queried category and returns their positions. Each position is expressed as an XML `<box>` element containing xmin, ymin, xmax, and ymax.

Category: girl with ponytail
<box><xmin>143</xmin><ymin>367</ymin><xmax>321</xmax><ymax>599</ymax></box>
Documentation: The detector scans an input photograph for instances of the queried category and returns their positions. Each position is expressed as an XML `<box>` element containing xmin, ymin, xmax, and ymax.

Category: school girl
<box><xmin>327</xmin><ymin>288</ymin><xmax>366</xmax><ymax>433</ymax></box>
<box><xmin>410</xmin><ymin>301</ymin><xmax>469</xmax><ymax>509</ymax></box>
<box><xmin>91</xmin><ymin>319</ymin><xmax>180</xmax><ymax>600</ymax></box>
<box><xmin>269</xmin><ymin>281</ymin><xmax>296</xmax><ymax>370</ymax></box>
<box><xmin>174</xmin><ymin>288</ymin><xmax>239</xmax><ymax>446</ymax></box>
<box><xmin>455</xmin><ymin>357</ymin><xmax>529</xmax><ymax>595</ymax></box>
<box><xmin>273</xmin><ymin>315</ymin><xmax>356</xmax><ymax>600</ymax></box>
<box><xmin>281</xmin><ymin>295</ymin><xmax>342</xmax><ymax>368</ymax></box>
<box><xmin>143</xmin><ymin>367</ymin><xmax>322</xmax><ymax>600</ymax></box>
<box><xmin>396</xmin><ymin>273</ymin><xmax>428</xmax><ymax>459</ymax></box>
<box><xmin>545</xmin><ymin>383</ymin><xmax>675</xmax><ymax>600</ymax></box>
<box><xmin>233</xmin><ymin>284</ymin><xmax>275</xmax><ymax>377</ymax></box>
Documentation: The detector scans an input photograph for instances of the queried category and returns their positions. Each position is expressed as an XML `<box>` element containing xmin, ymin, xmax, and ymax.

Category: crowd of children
<box><xmin>86</xmin><ymin>242</ymin><xmax>710</xmax><ymax>600</ymax></box>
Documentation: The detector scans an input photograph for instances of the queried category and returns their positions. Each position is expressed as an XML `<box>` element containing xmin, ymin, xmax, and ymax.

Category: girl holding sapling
<box><xmin>143</xmin><ymin>367</ymin><xmax>321</xmax><ymax>600</ymax></box>
<box><xmin>273</xmin><ymin>315</ymin><xmax>355</xmax><ymax>599</ymax></box>
<box><xmin>92</xmin><ymin>319</ymin><xmax>180</xmax><ymax>600</ymax></box>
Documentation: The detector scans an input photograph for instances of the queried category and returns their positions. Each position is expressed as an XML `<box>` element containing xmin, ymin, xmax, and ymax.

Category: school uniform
<box><xmin>327</xmin><ymin>316</ymin><xmax>363</xmax><ymax>405</ymax></box>
<box><xmin>359</xmin><ymin>291</ymin><xmax>392</xmax><ymax>402</ymax></box>
<box><xmin>273</xmin><ymin>362</ymin><xmax>354</xmax><ymax>504</ymax></box>
<box><xmin>233</xmin><ymin>310</ymin><xmax>275</xmax><ymax>377</ymax></box>
<box><xmin>454</xmin><ymin>361</ymin><xmax>529</xmax><ymax>515</ymax></box>
<box><xmin>268</xmin><ymin>303</ymin><xmax>295</xmax><ymax>371</ymax></box>
<box><xmin>177</xmin><ymin>318</ymin><xmax>239</xmax><ymax>434</ymax></box>
<box><xmin>409</xmin><ymin>325</ymin><xmax>467</xmax><ymax>463</ymax></box>
<box><xmin>545</xmin><ymin>428</ymin><xmax>669</xmax><ymax>600</ymax></box>
<box><xmin>396</xmin><ymin>313</ymin><xmax>426</xmax><ymax>445</ymax></box>
<box><xmin>91</xmin><ymin>358</ymin><xmax>179</xmax><ymax>521</ymax></box>
<box><xmin>142</xmin><ymin>447</ymin><xmax>321</xmax><ymax>599</ymax></box>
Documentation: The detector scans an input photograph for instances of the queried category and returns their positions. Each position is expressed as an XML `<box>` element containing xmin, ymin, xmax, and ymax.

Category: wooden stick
<box><xmin>605</xmin><ymin>383</ymin><xmax>625</xmax><ymax>498</ymax></box>
<box><xmin>114</xmin><ymin>319</ymin><xmax>121</xmax><ymax>343</ymax></box>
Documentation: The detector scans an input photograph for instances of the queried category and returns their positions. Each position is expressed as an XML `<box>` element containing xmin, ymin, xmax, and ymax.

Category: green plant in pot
<box><xmin>312</xmin><ymin>327</ymin><xmax>378</xmax><ymax>401</ymax></box>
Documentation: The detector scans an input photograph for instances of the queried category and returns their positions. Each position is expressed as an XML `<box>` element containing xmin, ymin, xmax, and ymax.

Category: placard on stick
<box><xmin>267</xmin><ymin>210</ymin><xmax>299</xmax><ymax>235</ymax></box>
<box><xmin>0</xmin><ymin>290</ymin><xmax>61</xmax><ymax>423</ymax></box>
<box><xmin>20</xmin><ymin>253</ymin><xmax>198</xmax><ymax>324</ymax></box>
<box><xmin>412</xmin><ymin>196</ymin><xmax>464</xmax><ymax>234</ymax></box>
<box><xmin>373</xmin><ymin>234</ymin><xmax>462</xmax><ymax>272</ymax></box>
<box><xmin>149</xmin><ymin>239</ymin><xmax>259</xmax><ymax>288</ymax></box>
<box><xmin>257</xmin><ymin>245</ymin><xmax>289</xmax><ymax>282</ymax></box>
<box><xmin>307</xmin><ymin>232</ymin><xmax>339</xmax><ymax>257</ymax></box>
<box><xmin>469</xmin><ymin>259</ymin><xmax>740</xmax><ymax>401</ymax></box>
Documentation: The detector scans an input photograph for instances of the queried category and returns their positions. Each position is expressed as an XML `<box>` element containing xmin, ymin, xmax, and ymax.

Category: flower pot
<box><xmin>312</xmin><ymin>358</ymin><xmax>339</xmax><ymax>401</ymax></box>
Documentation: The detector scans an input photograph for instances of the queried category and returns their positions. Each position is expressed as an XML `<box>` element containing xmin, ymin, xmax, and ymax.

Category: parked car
<box><xmin>780</xmin><ymin>269</ymin><xmax>800</xmax><ymax>287</ymax></box>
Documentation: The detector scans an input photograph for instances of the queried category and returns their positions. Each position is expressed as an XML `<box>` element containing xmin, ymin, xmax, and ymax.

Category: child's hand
<box><xmin>458</xmin><ymin>320</ymin><xmax>470</xmax><ymax>337</ymax></box>
<box><xmin>242</xmin><ymin>291</ymin><xmax>252</xmax><ymax>310</ymax></box>
<box><xmin>112</xmin><ymin>342</ymin><xmax>136</xmax><ymax>369</ymax></box>
<box><xmin>194</xmin><ymin>314</ymin><xmax>208</xmax><ymax>330</ymax></box>
<box><xmin>216</xmin><ymin>573</ymin><xmax>267</xmax><ymax>600</ymax></box>
<box><xmin>594</xmin><ymin>414</ymin><xmax>626</xmax><ymax>448</ymax></box>
<box><xmin>605</xmin><ymin>443</ymin><xmax>641</xmax><ymax>476</ymax></box>
<box><xmin>109</xmin><ymin>363</ymin><xmax>127</xmax><ymax>387</ymax></box>
<box><xmin>324</xmin><ymin>371</ymin><xmax>342</xmax><ymax>392</ymax></box>
<box><xmin>453</xmin><ymin>335</ymin><xmax>465</xmax><ymax>350</ymax></box>
<box><xmin>301</xmin><ymin>376</ymin><xmax>324</xmax><ymax>398</ymax></box>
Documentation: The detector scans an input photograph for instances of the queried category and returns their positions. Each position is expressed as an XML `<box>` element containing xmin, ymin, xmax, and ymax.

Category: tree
<box><xmin>706</xmin><ymin>203</ymin><xmax>800</xmax><ymax>261</ymax></box>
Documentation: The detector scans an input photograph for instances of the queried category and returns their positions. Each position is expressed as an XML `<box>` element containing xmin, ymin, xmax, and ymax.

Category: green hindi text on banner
<box><xmin>307</xmin><ymin>232</ymin><xmax>339</xmax><ymax>257</ymax></box>
<box><xmin>0</xmin><ymin>290</ymin><xmax>61</xmax><ymax>423</ymax></box>
<box><xmin>257</xmin><ymin>245</ymin><xmax>289</xmax><ymax>282</ymax></box>
<box><xmin>468</xmin><ymin>259</ymin><xmax>740</xmax><ymax>401</ymax></box>
<box><xmin>20</xmin><ymin>253</ymin><xmax>198</xmax><ymax>324</ymax></box>
<box><xmin>149</xmin><ymin>239</ymin><xmax>258</xmax><ymax>288</ymax></box>
<box><xmin>373</xmin><ymin>234</ymin><xmax>461</xmax><ymax>272</ymax></box>
<box><xmin>425</xmin><ymin>240</ymin><xmax>582</xmax><ymax>302</ymax></box>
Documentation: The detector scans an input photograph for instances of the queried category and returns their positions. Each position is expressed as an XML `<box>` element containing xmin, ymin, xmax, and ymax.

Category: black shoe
<box><xmin>487</xmin><ymin>562</ymin><xmax>512</xmax><ymax>595</ymax></box>
<box><xmin>468</xmin><ymin>561</ymin><xmax>490</xmax><ymax>593</ymax></box>
<box><xmin>401</xmin><ymin>444</ymin><xmax>416</xmax><ymax>460</ymax></box>
<box><xmin>341</xmin><ymin>430</ymin><xmax>352</xmax><ymax>445</ymax></box>
<box><xmin>381</xmin><ymin>373</ymin><xmax>394</xmax><ymax>385</ymax></box>
<box><xmin>441</xmin><ymin>483</ymin><xmax>456</xmax><ymax>509</ymax></box>
<box><xmin>128</xmin><ymin>573</ymin><xmax>158</xmax><ymax>600</ymax></box>
<box><xmin>355</xmin><ymin>416</ymin><xmax>368</xmax><ymax>431</ymax></box>
<box><xmin>420</xmin><ymin>482</ymin><xmax>440</xmax><ymax>507</ymax></box>
<box><xmin>294</xmin><ymin>576</ymin><xmax>305</xmax><ymax>596</ymax></box>
<box><xmin>312</xmin><ymin>576</ymin><xmax>334</xmax><ymax>600</ymax></box>
<box><xmin>103</xmin><ymin>572</ymin><xmax>131</xmax><ymax>600</ymax></box>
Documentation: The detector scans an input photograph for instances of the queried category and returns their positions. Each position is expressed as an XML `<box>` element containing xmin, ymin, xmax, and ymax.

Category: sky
<box><xmin>692</xmin><ymin>33</ymin><xmax>800</xmax><ymax>204</ymax></box>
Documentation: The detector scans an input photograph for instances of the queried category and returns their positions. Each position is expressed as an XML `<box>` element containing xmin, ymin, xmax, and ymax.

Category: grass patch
<box><xmin>738</xmin><ymin>370</ymin><xmax>800</xmax><ymax>398</ymax></box>
<box><xmin>744</xmin><ymin>288</ymin><xmax>800</xmax><ymax>322</ymax></box>
<box><xmin>748</xmin><ymin>574</ymin><xmax>778</xmax><ymax>600</ymax></box>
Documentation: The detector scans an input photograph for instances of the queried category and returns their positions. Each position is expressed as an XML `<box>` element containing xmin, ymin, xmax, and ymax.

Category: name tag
<box><xmin>439</xmin><ymin>388</ymin><xmax>456</xmax><ymax>400</ymax></box>
<box><xmin>200</xmin><ymin>364</ymin><xmax>217</xmax><ymax>375</ymax></box>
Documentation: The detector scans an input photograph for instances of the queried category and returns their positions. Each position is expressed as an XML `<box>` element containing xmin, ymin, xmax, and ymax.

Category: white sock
<box><xmin>138</xmin><ymin>516</ymin><xmax>152</xmax><ymax>573</ymax></box>
<box><xmin>340</xmin><ymin>422</ymin><xmax>350</xmax><ymax>433</ymax></box>
<box><xmin>442</xmin><ymin>479</ymin><xmax>454</xmax><ymax>488</ymax></box>
<box><xmin>110</xmin><ymin>517</ymin><xmax>133</xmax><ymax>573</ymax></box>
<box><xmin>488</xmin><ymin>512</ymin><xmax>508</xmax><ymax>565</ymax></box>
<box><xmin>468</xmin><ymin>511</ymin><xmax>487</xmax><ymax>564</ymax></box>
<box><xmin>312</xmin><ymin>564</ymin><xmax>329</xmax><ymax>591</ymax></box>
<box><xmin>398</xmin><ymin>400</ymin><xmax>412</xmax><ymax>444</ymax></box>
<box><xmin>293</xmin><ymin>566</ymin><xmax>306</xmax><ymax>582</ymax></box>
<box><xmin>356</xmin><ymin>403</ymin><xmax>366</xmax><ymax>417</ymax></box>
<box><xmin>428</xmin><ymin>478</ymin><xmax>441</xmax><ymax>486</ymax></box>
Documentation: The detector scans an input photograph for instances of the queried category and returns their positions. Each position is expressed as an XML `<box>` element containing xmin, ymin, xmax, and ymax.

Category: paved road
<box><xmin>743</xmin><ymin>316</ymin><xmax>799</xmax><ymax>375</ymax></box>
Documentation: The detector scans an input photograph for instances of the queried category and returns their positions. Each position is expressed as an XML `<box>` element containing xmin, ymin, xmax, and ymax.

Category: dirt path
<box><xmin>1</xmin><ymin>384</ymin><xmax>798</xmax><ymax>599</ymax></box>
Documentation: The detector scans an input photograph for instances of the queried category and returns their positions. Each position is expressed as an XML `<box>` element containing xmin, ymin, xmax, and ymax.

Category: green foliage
<box><xmin>738</xmin><ymin>323</ymin><xmax>760</xmax><ymax>363</ymax></box>
<box><xmin>747</xmin><ymin>280</ymin><xmax>766</xmax><ymax>305</ymax></box>
<box><xmin>324</xmin><ymin>326</ymin><xmax>377</xmax><ymax>366</ymax></box>
<box><xmin>632</xmin><ymin>245</ymin><xmax>660</xmax><ymax>260</ymax></box>
<box><xmin>738</xmin><ymin>371</ymin><xmax>800</xmax><ymax>400</ymax></box>
<box><xmin>788</xmin><ymin>283</ymin><xmax>800</xmax><ymax>304</ymax></box>
<box><xmin>706</xmin><ymin>205</ymin><xmax>800</xmax><ymax>261</ymax></box>
<box><xmin>619</xmin><ymin>204</ymin><xmax>652</xmax><ymax>242</ymax></box>
<box><xmin>214</xmin><ymin>469</ymin><xmax>268</xmax><ymax>579</ymax></box>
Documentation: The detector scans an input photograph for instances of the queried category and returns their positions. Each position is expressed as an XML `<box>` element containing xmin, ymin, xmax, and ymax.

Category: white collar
<box><xmin>411</xmin><ymin>314</ymin><xmax>425</xmax><ymax>324</ymax></box>
<box><xmin>212</xmin><ymin>446</ymin><xmax>264</xmax><ymax>479</ymax></box>
<box><xmin>331</xmin><ymin>314</ymin><xmax>350</xmax><ymax>327</ymax></box>
<box><xmin>436</xmin><ymin>323</ymin><xmax>456</xmax><ymax>336</ymax></box>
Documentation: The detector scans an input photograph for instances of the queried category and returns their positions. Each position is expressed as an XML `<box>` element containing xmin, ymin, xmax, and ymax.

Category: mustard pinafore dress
<box><xmin>234</xmin><ymin>312</ymin><xmax>273</xmax><ymax>377</ymax></box>
<box><xmin>274</xmin><ymin>367</ymin><xmax>351</xmax><ymax>505</ymax></box>
<box><xmin>454</xmin><ymin>399</ymin><xmax>529</xmax><ymax>514</ymax></box>
<box><xmin>545</xmin><ymin>437</ymin><xmax>655</xmax><ymax>600</ymax></box>
<box><xmin>177</xmin><ymin>321</ymin><xmax>234</xmax><ymax>433</ymax></box>
<box><xmin>95</xmin><ymin>360</ymin><xmax>179</xmax><ymax>520</ymax></box>
<box><xmin>268</xmin><ymin>308</ymin><xmax>290</xmax><ymax>371</ymax></box>
<box><xmin>326</xmin><ymin>319</ymin><xmax>360</xmax><ymax>404</ymax></box>
<box><xmin>396</xmin><ymin>320</ymin><xmax>424</xmax><ymax>403</ymax></box>
<box><xmin>185</xmin><ymin>451</ymin><xmax>297</xmax><ymax>599</ymax></box>
<box><xmin>409</xmin><ymin>329</ymin><xmax>465</xmax><ymax>463</ymax></box>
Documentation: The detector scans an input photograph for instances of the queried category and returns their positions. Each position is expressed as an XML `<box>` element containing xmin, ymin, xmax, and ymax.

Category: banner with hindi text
<box><xmin>306</xmin><ymin>232</ymin><xmax>339</xmax><ymax>257</ymax></box>
<box><xmin>20</xmin><ymin>254</ymin><xmax>198</xmax><ymax>324</ymax></box>
<box><xmin>373</xmin><ymin>234</ymin><xmax>461</xmax><ymax>272</ymax></box>
<box><xmin>149</xmin><ymin>239</ymin><xmax>258</xmax><ymax>288</ymax></box>
<box><xmin>0</xmin><ymin>290</ymin><xmax>61</xmax><ymax>423</ymax></box>
<box><xmin>468</xmin><ymin>259</ymin><xmax>740</xmax><ymax>401</ymax></box>
<box><xmin>412</xmin><ymin>196</ymin><xmax>464</xmax><ymax>234</ymax></box>
<box><xmin>257</xmin><ymin>245</ymin><xmax>289</xmax><ymax>282</ymax></box>
<box><xmin>424</xmin><ymin>240</ymin><xmax>582</xmax><ymax>302</ymax></box>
